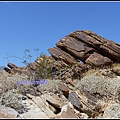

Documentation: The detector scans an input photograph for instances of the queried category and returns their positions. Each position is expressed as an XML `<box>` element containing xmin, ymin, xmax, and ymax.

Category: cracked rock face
<box><xmin>4</xmin><ymin>30</ymin><xmax>120</xmax><ymax>80</ymax></box>
<box><xmin>1</xmin><ymin>30</ymin><xmax>120</xmax><ymax>119</ymax></box>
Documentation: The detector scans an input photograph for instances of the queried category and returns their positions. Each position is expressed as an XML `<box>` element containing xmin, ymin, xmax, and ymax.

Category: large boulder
<box><xmin>56</xmin><ymin>36</ymin><xmax>95</xmax><ymax>62</ymax></box>
<box><xmin>85</xmin><ymin>52</ymin><xmax>113</xmax><ymax>67</ymax></box>
<box><xmin>69</xmin><ymin>30</ymin><xmax>120</xmax><ymax>62</ymax></box>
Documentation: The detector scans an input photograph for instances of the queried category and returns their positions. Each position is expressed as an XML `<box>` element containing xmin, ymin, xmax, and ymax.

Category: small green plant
<box><xmin>35</xmin><ymin>53</ymin><xmax>53</xmax><ymax>79</ymax></box>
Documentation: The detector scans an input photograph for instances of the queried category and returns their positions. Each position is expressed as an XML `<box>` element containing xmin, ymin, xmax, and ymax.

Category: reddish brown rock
<box><xmin>78</xmin><ymin>86</ymin><xmax>97</xmax><ymax>103</ymax></box>
<box><xmin>4</xmin><ymin>62</ymin><xmax>32</xmax><ymax>78</ymax></box>
<box><xmin>4</xmin><ymin>30</ymin><xmax>120</xmax><ymax>80</ymax></box>
<box><xmin>4</xmin><ymin>67</ymin><xmax>11</xmax><ymax>74</ymax></box>
<box><xmin>70</xmin><ymin>62</ymin><xmax>90</xmax><ymax>78</ymax></box>
<box><xmin>53</xmin><ymin>60</ymin><xmax>68</xmax><ymax>69</ymax></box>
<box><xmin>7</xmin><ymin>62</ymin><xmax>17</xmax><ymax>69</ymax></box>
<box><xmin>59</xmin><ymin>82</ymin><xmax>69</xmax><ymax>97</ymax></box>
<box><xmin>69</xmin><ymin>30</ymin><xmax>120</xmax><ymax>62</ymax></box>
<box><xmin>11</xmin><ymin>67</ymin><xmax>32</xmax><ymax>76</ymax></box>
<box><xmin>85</xmin><ymin>52</ymin><xmax>113</xmax><ymax>67</ymax></box>
<box><xmin>56</xmin><ymin>36</ymin><xmax>95</xmax><ymax>62</ymax></box>
<box><xmin>61</xmin><ymin>62</ymin><xmax>90</xmax><ymax>80</ymax></box>
<box><xmin>48</xmin><ymin>47</ymin><xmax>78</xmax><ymax>65</ymax></box>
<box><xmin>28</xmin><ymin>62</ymin><xmax>39</xmax><ymax>70</ymax></box>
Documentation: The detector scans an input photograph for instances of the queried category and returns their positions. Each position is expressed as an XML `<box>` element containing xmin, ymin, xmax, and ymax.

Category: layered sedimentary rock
<box><xmin>47</xmin><ymin>30</ymin><xmax>120</xmax><ymax>79</ymax></box>
<box><xmin>85</xmin><ymin>52</ymin><xmax>113</xmax><ymax>67</ymax></box>
<box><xmin>54</xmin><ymin>30</ymin><xmax>120</xmax><ymax>66</ymax></box>
<box><xmin>4</xmin><ymin>62</ymin><xmax>32</xmax><ymax>77</ymax></box>
<box><xmin>68</xmin><ymin>30</ymin><xmax>120</xmax><ymax>63</ymax></box>
<box><xmin>56</xmin><ymin>36</ymin><xmax>95</xmax><ymax>62</ymax></box>
<box><xmin>48</xmin><ymin>47</ymin><xmax>77</xmax><ymax>65</ymax></box>
<box><xmin>4</xmin><ymin>30</ymin><xmax>120</xmax><ymax>81</ymax></box>
<box><xmin>2</xmin><ymin>30</ymin><xmax>120</xmax><ymax>119</ymax></box>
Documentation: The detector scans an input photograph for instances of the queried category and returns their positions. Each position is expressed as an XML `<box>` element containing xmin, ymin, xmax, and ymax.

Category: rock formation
<box><xmin>49</xmin><ymin>30</ymin><xmax>120</xmax><ymax>66</ymax></box>
<box><xmin>4</xmin><ymin>30</ymin><xmax>120</xmax><ymax>81</ymax></box>
<box><xmin>1</xmin><ymin>30</ymin><xmax>120</xmax><ymax>118</ymax></box>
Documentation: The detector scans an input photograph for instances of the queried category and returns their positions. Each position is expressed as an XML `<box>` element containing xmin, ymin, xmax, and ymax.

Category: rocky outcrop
<box><xmin>54</xmin><ymin>30</ymin><xmax>120</xmax><ymax>65</ymax></box>
<box><xmin>1</xmin><ymin>30</ymin><xmax>120</xmax><ymax>118</ymax></box>
<box><xmin>48</xmin><ymin>47</ymin><xmax>77</xmax><ymax>65</ymax></box>
<box><xmin>47</xmin><ymin>31</ymin><xmax>119</xmax><ymax>71</ymax></box>
<box><xmin>4</xmin><ymin>30</ymin><xmax>120</xmax><ymax>81</ymax></box>
<box><xmin>85</xmin><ymin>52</ymin><xmax>113</xmax><ymax>67</ymax></box>
<box><xmin>4</xmin><ymin>63</ymin><xmax>32</xmax><ymax>77</ymax></box>
<box><xmin>69</xmin><ymin>30</ymin><xmax>120</xmax><ymax>62</ymax></box>
<box><xmin>1</xmin><ymin>63</ymin><xmax>120</xmax><ymax>118</ymax></box>
<box><xmin>56</xmin><ymin>36</ymin><xmax>95</xmax><ymax>62</ymax></box>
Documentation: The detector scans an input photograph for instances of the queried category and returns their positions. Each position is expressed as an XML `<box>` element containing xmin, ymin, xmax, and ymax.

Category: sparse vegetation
<box><xmin>34</xmin><ymin>53</ymin><xmax>54</xmax><ymax>80</ymax></box>
<box><xmin>0</xmin><ymin>90</ymin><xmax>28</xmax><ymax>114</ymax></box>
<box><xmin>82</xmin><ymin>62</ymin><xmax>120</xmax><ymax>78</ymax></box>
<box><xmin>5</xmin><ymin>49</ymin><xmax>69</xmax><ymax>80</ymax></box>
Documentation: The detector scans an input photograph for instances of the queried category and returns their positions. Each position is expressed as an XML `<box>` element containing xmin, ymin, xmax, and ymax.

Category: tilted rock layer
<box><xmin>1</xmin><ymin>30</ymin><xmax>120</xmax><ymax>119</ymax></box>
<box><xmin>49</xmin><ymin>30</ymin><xmax>120</xmax><ymax>66</ymax></box>
<box><xmin>4</xmin><ymin>30</ymin><xmax>120</xmax><ymax>81</ymax></box>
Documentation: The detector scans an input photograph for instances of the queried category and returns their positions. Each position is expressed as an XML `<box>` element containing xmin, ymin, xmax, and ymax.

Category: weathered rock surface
<box><xmin>2</xmin><ymin>30</ymin><xmax>120</xmax><ymax>118</ymax></box>
<box><xmin>56</xmin><ymin>36</ymin><xmax>95</xmax><ymax>62</ymax></box>
<box><xmin>4</xmin><ymin>62</ymin><xmax>32</xmax><ymax>78</ymax></box>
<box><xmin>1</xmin><ymin>63</ymin><xmax>120</xmax><ymax>118</ymax></box>
<box><xmin>68</xmin><ymin>91</ymin><xmax>83</xmax><ymax>110</ymax></box>
<box><xmin>61</xmin><ymin>62</ymin><xmax>90</xmax><ymax>80</ymax></box>
<box><xmin>69</xmin><ymin>30</ymin><xmax>120</xmax><ymax>62</ymax></box>
<box><xmin>51</xmin><ymin>30</ymin><xmax>120</xmax><ymax>69</ymax></box>
<box><xmin>41</xmin><ymin>93</ymin><xmax>64</xmax><ymax>109</ymax></box>
<box><xmin>85</xmin><ymin>52</ymin><xmax>113</xmax><ymax>67</ymax></box>
<box><xmin>59</xmin><ymin>82</ymin><xmax>69</xmax><ymax>97</ymax></box>
<box><xmin>68</xmin><ymin>88</ymin><xmax>106</xmax><ymax>118</ymax></box>
<box><xmin>0</xmin><ymin>105</ymin><xmax>18</xmax><ymax>118</ymax></box>
<box><xmin>4</xmin><ymin>30</ymin><xmax>120</xmax><ymax>82</ymax></box>
<box><xmin>48</xmin><ymin>47</ymin><xmax>78</xmax><ymax>65</ymax></box>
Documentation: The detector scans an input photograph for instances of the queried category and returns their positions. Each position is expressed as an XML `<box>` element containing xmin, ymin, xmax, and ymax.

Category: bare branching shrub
<box><xmin>5</xmin><ymin>49</ymin><xmax>68</xmax><ymax>80</ymax></box>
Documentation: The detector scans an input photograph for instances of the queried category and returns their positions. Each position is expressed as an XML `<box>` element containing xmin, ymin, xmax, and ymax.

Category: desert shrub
<box><xmin>34</xmin><ymin>53</ymin><xmax>54</xmax><ymax>80</ymax></box>
<box><xmin>5</xmin><ymin>49</ymin><xmax>68</xmax><ymax>80</ymax></box>
<box><xmin>0</xmin><ymin>90</ymin><xmax>29</xmax><ymax>114</ymax></box>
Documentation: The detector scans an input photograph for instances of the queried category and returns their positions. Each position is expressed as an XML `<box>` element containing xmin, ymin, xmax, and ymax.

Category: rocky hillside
<box><xmin>1</xmin><ymin>30</ymin><xmax>120</xmax><ymax>118</ymax></box>
<box><xmin>4</xmin><ymin>30</ymin><xmax>120</xmax><ymax>81</ymax></box>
